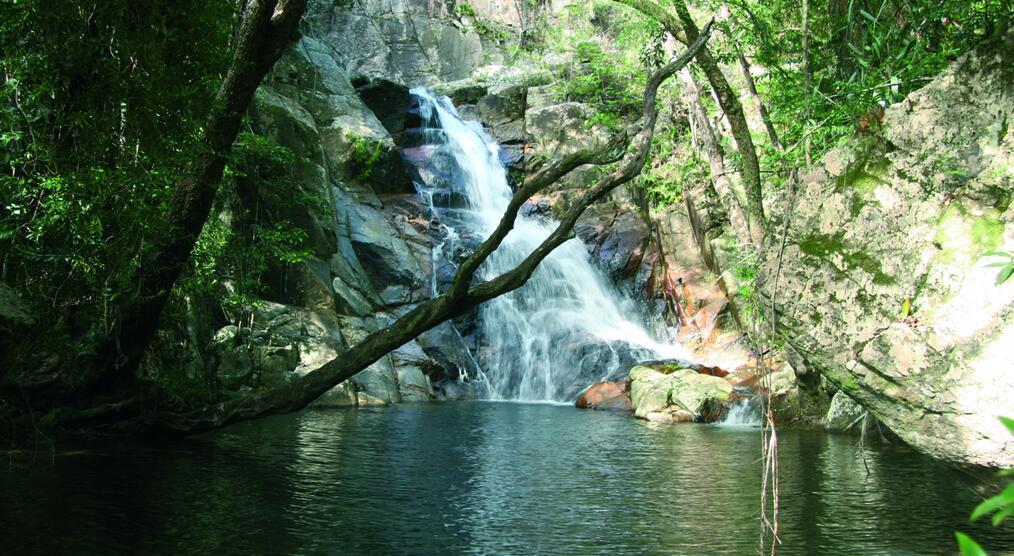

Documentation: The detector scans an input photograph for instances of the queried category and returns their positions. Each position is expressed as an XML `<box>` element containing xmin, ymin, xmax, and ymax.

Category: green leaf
<box><xmin>981</xmin><ymin>251</ymin><xmax>1013</xmax><ymax>258</ymax></box>
<box><xmin>956</xmin><ymin>532</ymin><xmax>987</xmax><ymax>556</ymax></box>
<box><xmin>984</xmin><ymin>262</ymin><xmax>1011</xmax><ymax>268</ymax></box>
<box><xmin>997</xmin><ymin>265</ymin><xmax>1014</xmax><ymax>285</ymax></box>
<box><xmin>971</xmin><ymin>483</ymin><xmax>1014</xmax><ymax>522</ymax></box>
<box><xmin>1000</xmin><ymin>416</ymin><xmax>1014</xmax><ymax>436</ymax></box>
<box><xmin>992</xmin><ymin>504</ymin><xmax>1013</xmax><ymax>526</ymax></box>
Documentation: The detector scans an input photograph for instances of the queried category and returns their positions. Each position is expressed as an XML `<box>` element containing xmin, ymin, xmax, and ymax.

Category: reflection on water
<box><xmin>2</xmin><ymin>403</ymin><xmax>1012</xmax><ymax>554</ymax></box>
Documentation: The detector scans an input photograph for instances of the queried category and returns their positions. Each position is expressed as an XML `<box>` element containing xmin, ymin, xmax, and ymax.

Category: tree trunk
<box><xmin>801</xmin><ymin>0</ymin><xmax>813</xmax><ymax>168</ymax></box>
<box><xmin>677</xmin><ymin>68</ymin><xmax>751</xmax><ymax>246</ymax></box>
<box><xmin>613</xmin><ymin>0</ymin><xmax>766</xmax><ymax>246</ymax></box>
<box><xmin>75</xmin><ymin>0</ymin><xmax>307</xmax><ymax>403</ymax></box>
<box><xmin>736</xmin><ymin>51</ymin><xmax>780</xmax><ymax>150</ymax></box>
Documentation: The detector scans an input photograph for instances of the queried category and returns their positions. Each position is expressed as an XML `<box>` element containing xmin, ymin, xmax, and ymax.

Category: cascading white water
<box><xmin>406</xmin><ymin>88</ymin><xmax>691</xmax><ymax>402</ymax></box>
<box><xmin>715</xmin><ymin>398</ymin><xmax>762</xmax><ymax>427</ymax></box>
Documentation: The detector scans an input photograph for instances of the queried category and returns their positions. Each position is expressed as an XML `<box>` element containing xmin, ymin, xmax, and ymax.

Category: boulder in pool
<box><xmin>629</xmin><ymin>365</ymin><xmax>733</xmax><ymax>423</ymax></box>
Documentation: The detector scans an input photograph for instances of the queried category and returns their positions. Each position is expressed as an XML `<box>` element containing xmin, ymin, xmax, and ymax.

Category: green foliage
<box><xmin>183</xmin><ymin>131</ymin><xmax>314</xmax><ymax>306</ymax></box>
<box><xmin>348</xmin><ymin>135</ymin><xmax>383</xmax><ymax>180</ymax></box>
<box><xmin>0</xmin><ymin>0</ymin><xmax>234</xmax><ymax>347</ymax></box>
<box><xmin>956</xmin><ymin>417</ymin><xmax>1014</xmax><ymax>555</ymax></box>
<box><xmin>639</xmin><ymin>123</ymin><xmax>708</xmax><ymax>210</ymax></box>
<box><xmin>557</xmin><ymin>39</ymin><xmax>643</xmax><ymax>117</ymax></box>
<box><xmin>956</xmin><ymin>532</ymin><xmax>987</xmax><ymax>556</ymax></box>
<box><xmin>454</xmin><ymin>2</ymin><xmax>478</xmax><ymax>18</ymax></box>
<box><xmin>982</xmin><ymin>251</ymin><xmax>1014</xmax><ymax>285</ymax></box>
<box><xmin>720</xmin><ymin>0</ymin><xmax>1012</xmax><ymax>166</ymax></box>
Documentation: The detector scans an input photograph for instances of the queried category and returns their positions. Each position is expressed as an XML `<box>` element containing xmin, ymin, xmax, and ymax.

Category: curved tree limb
<box><xmin>136</xmin><ymin>22</ymin><xmax>715</xmax><ymax>436</ymax></box>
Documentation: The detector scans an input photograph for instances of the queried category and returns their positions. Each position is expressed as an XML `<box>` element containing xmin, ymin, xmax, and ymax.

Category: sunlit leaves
<box><xmin>982</xmin><ymin>251</ymin><xmax>1014</xmax><ymax>285</ymax></box>
<box><xmin>956</xmin><ymin>532</ymin><xmax>987</xmax><ymax>556</ymax></box>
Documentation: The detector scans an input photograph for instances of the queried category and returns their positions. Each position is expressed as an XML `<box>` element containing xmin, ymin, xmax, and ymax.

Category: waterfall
<box><xmin>715</xmin><ymin>398</ymin><xmax>762</xmax><ymax>427</ymax></box>
<box><xmin>403</xmin><ymin>88</ymin><xmax>691</xmax><ymax>402</ymax></box>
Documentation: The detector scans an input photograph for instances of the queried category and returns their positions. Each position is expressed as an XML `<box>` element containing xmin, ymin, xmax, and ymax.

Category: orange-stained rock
<box><xmin>724</xmin><ymin>368</ymin><xmax>760</xmax><ymax>389</ymax></box>
<box><xmin>575</xmin><ymin>380</ymin><xmax>631</xmax><ymax>411</ymax></box>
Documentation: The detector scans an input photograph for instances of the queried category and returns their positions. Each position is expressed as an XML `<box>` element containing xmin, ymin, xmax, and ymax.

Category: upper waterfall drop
<box><xmin>403</xmin><ymin>87</ymin><xmax>692</xmax><ymax>402</ymax></box>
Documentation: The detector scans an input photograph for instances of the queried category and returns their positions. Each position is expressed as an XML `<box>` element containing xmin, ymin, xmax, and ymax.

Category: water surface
<box><xmin>3</xmin><ymin>403</ymin><xmax>1012</xmax><ymax>554</ymax></box>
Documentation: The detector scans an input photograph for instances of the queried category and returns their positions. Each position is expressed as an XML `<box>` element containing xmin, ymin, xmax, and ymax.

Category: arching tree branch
<box><xmin>133</xmin><ymin>22</ymin><xmax>715</xmax><ymax>436</ymax></box>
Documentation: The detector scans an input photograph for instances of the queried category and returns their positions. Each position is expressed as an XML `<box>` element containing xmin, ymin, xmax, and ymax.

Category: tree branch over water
<box><xmin>134</xmin><ymin>21</ymin><xmax>715</xmax><ymax>435</ymax></box>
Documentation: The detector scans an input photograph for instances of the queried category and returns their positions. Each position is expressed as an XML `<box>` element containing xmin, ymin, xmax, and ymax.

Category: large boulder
<box><xmin>761</xmin><ymin>32</ymin><xmax>1014</xmax><ymax>467</ymax></box>
<box><xmin>524</xmin><ymin>102</ymin><xmax>612</xmax><ymax>159</ymax></box>
<box><xmin>629</xmin><ymin>365</ymin><xmax>733</xmax><ymax>423</ymax></box>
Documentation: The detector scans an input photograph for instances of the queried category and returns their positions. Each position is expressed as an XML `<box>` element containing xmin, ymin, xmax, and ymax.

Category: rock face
<box><xmin>762</xmin><ymin>33</ymin><xmax>1014</xmax><ymax>467</ymax></box>
<box><xmin>309</xmin><ymin>0</ymin><xmax>523</xmax><ymax>87</ymax></box>
<box><xmin>628</xmin><ymin>365</ymin><xmax>733</xmax><ymax>423</ymax></box>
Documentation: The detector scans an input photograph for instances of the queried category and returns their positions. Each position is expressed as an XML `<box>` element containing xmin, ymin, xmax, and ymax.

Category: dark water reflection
<box><xmin>2</xmin><ymin>403</ymin><xmax>1012</xmax><ymax>554</ymax></box>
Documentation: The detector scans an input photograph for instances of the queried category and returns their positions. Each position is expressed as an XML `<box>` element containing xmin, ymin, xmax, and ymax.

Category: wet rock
<box><xmin>353</xmin><ymin>77</ymin><xmax>411</xmax><ymax>134</ymax></box>
<box><xmin>396</xmin><ymin>366</ymin><xmax>436</xmax><ymax>402</ymax></box>
<box><xmin>576</xmin><ymin>204</ymin><xmax>650</xmax><ymax>281</ymax></box>
<box><xmin>575</xmin><ymin>380</ymin><xmax>631</xmax><ymax>411</ymax></box>
<box><xmin>312</xmin><ymin>381</ymin><xmax>358</xmax><ymax>408</ymax></box>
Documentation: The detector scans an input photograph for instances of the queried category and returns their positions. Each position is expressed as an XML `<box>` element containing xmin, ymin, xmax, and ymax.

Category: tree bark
<box><xmin>75</xmin><ymin>0</ymin><xmax>308</xmax><ymax>402</ymax></box>
<box><xmin>677</xmin><ymin>68</ymin><xmax>751</xmax><ymax>245</ymax></box>
<box><xmin>801</xmin><ymin>0</ymin><xmax>813</xmax><ymax>168</ymax></box>
<box><xmin>735</xmin><ymin>52</ymin><xmax>780</xmax><ymax>150</ymax></box>
<box><xmin>613</xmin><ymin>0</ymin><xmax>766</xmax><ymax>247</ymax></box>
<box><xmin>125</xmin><ymin>25</ymin><xmax>715</xmax><ymax>436</ymax></box>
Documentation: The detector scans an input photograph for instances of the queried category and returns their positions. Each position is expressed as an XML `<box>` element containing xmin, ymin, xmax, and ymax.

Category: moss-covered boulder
<box><xmin>761</xmin><ymin>32</ymin><xmax>1014</xmax><ymax>468</ymax></box>
<box><xmin>629</xmin><ymin>365</ymin><xmax>733</xmax><ymax>423</ymax></box>
<box><xmin>824</xmin><ymin>391</ymin><xmax>866</xmax><ymax>432</ymax></box>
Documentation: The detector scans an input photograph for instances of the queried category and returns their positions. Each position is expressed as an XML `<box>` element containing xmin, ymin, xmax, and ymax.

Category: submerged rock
<box><xmin>628</xmin><ymin>365</ymin><xmax>733</xmax><ymax>423</ymax></box>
